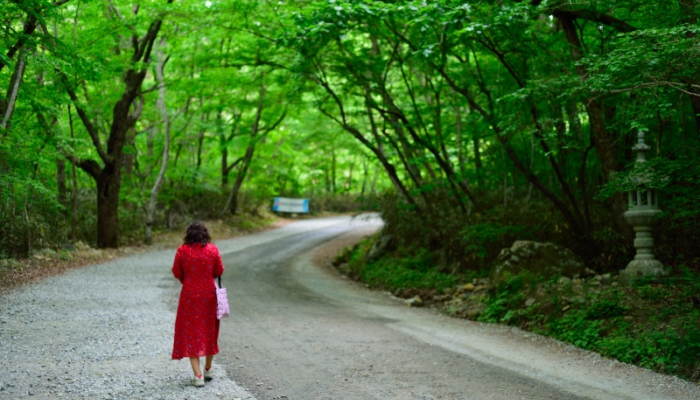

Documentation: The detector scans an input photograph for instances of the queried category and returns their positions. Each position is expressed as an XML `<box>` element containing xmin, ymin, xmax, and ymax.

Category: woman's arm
<box><xmin>172</xmin><ymin>247</ymin><xmax>185</xmax><ymax>284</ymax></box>
<box><xmin>211</xmin><ymin>245</ymin><xmax>225</xmax><ymax>277</ymax></box>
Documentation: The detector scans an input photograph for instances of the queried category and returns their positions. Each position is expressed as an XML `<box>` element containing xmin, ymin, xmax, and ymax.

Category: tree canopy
<box><xmin>1</xmin><ymin>0</ymin><xmax>699</xmax><ymax>273</ymax></box>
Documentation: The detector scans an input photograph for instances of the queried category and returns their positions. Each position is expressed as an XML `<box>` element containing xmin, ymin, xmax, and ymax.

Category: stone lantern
<box><xmin>620</xmin><ymin>131</ymin><xmax>667</xmax><ymax>282</ymax></box>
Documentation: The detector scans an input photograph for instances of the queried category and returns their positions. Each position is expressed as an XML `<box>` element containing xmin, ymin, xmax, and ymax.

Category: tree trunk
<box><xmin>370</xmin><ymin>165</ymin><xmax>378</xmax><ymax>195</ymax></box>
<box><xmin>586</xmin><ymin>100</ymin><xmax>632</xmax><ymax>240</ymax></box>
<box><xmin>379</xmin><ymin>93</ymin><xmax>476</xmax><ymax>212</ymax></box>
<box><xmin>96</xmin><ymin>166</ymin><xmax>121</xmax><ymax>248</ymax></box>
<box><xmin>331</xmin><ymin>148</ymin><xmax>336</xmax><ymax>194</ymax></box>
<box><xmin>9</xmin><ymin>183</ymin><xmax>16</xmax><ymax>253</ymax></box>
<box><xmin>68</xmin><ymin>104</ymin><xmax>78</xmax><ymax>242</ymax></box>
<box><xmin>224</xmin><ymin>77</ymin><xmax>273</xmax><ymax>215</ymax></box>
<box><xmin>221</xmin><ymin>147</ymin><xmax>229</xmax><ymax>186</ymax></box>
<box><xmin>65</xmin><ymin>14</ymin><xmax>165</xmax><ymax>248</ymax></box>
<box><xmin>314</xmin><ymin>76</ymin><xmax>420</xmax><ymax>211</ymax></box>
<box><xmin>227</xmin><ymin>146</ymin><xmax>254</xmax><ymax>215</ymax></box>
<box><xmin>145</xmin><ymin>39</ymin><xmax>170</xmax><ymax>245</ymax></box>
<box><xmin>0</xmin><ymin>12</ymin><xmax>38</xmax><ymax>74</ymax></box>
<box><xmin>346</xmin><ymin>158</ymin><xmax>354</xmax><ymax>192</ymax></box>
<box><xmin>221</xmin><ymin>109</ymin><xmax>242</xmax><ymax>186</ymax></box>
<box><xmin>558</xmin><ymin>16</ymin><xmax>633</xmax><ymax>242</ymax></box>
<box><xmin>455</xmin><ymin>104</ymin><xmax>467</xmax><ymax>180</ymax></box>
<box><xmin>1</xmin><ymin>51</ymin><xmax>27</xmax><ymax>131</ymax></box>
<box><xmin>124</xmin><ymin>127</ymin><xmax>135</xmax><ymax>175</ymax></box>
<box><xmin>687</xmin><ymin>96</ymin><xmax>700</xmax><ymax>134</ymax></box>
<box><xmin>360</xmin><ymin>158</ymin><xmax>369</xmax><ymax>196</ymax></box>
<box><xmin>70</xmin><ymin>160</ymin><xmax>78</xmax><ymax>242</ymax></box>
<box><xmin>196</xmin><ymin>114</ymin><xmax>207</xmax><ymax>168</ymax></box>
<box><xmin>57</xmin><ymin>158</ymin><xmax>67</xmax><ymax>206</ymax></box>
<box><xmin>678</xmin><ymin>0</ymin><xmax>700</xmax><ymax>134</ymax></box>
<box><xmin>365</xmin><ymin>99</ymin><xmax>424</xmax><ymax>203</ymax></box>
<box><xmin>147</xmin><ymin>126</ymin><xmax>155</xmax><ymax>157</ymax></box>
<box><xmin>473</xmin><ymin>136</ymin><xmax>483</xmax><ymax>189</ymax></box>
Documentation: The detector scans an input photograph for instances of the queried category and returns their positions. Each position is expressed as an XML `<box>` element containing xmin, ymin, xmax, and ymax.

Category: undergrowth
<box><xmin>338</xmin><ymin>237</ymin><xmax>458</xmax><ymax>293</ymax></box>
<box><xmin>343</xmin><ymin>189</ymin><xmax>700</xmax><ymax>382</ymax></box>
<box><xmin>337</xmin><ymin>239</ymin><xmax>700</xmax><ymax>383</ymax></box>
<box><xmin>480</xmin><ymin>270</ymin><xmax>700</xmax><ymax>381</ymax></box>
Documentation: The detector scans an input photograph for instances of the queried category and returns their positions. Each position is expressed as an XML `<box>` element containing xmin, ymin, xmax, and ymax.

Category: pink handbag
<box><xmin>216</xmin><ymin>276</ymin><xmax>229</xmax><ymax>319</ymax></box>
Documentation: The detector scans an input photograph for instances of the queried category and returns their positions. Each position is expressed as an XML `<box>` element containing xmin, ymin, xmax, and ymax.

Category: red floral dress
<box><xmin>171</xmin><ymin>243</ymin><xmax>225</xmax><ymax>360</ymax></box>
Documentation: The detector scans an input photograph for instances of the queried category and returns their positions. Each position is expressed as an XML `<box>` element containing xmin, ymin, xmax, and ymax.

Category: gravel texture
<box><xmin>2</xmin><ymin>215</ymin><xmax>700</xmax><ymax>400</ymax></box>
<box><xmin>0</xmin><ymin>248</ymin><xmax>256</xmax><ymax>400</ymax></box>
<box><xmin>0</xmin><ymin>216</ymin><xmax>352</xmax><ymax>400</ymax></box>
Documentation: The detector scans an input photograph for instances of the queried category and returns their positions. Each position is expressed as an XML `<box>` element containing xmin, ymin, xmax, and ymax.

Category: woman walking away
<box><xmin>171</xmin><ymin>221</ymin><xmax>225</xmax><ymax>387</ymax></box>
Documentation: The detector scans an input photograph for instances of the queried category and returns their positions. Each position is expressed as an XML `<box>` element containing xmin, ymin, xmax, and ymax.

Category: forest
<box><xmin>2</xmin><ymin>0</ymin><xmax>700</xmax><ymax>382</ymax></box>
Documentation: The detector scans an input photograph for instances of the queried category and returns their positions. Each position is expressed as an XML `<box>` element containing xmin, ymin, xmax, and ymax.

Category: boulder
<box><xmin>405</xmin><ymin>296</ymin><xmax>423</xmax><ymax>307</ymax></box>
<box><xmin>491</xmin><ymin>240</ymin><xmax>584</xmax><ymax>286</ymax></box>
<box><xmin>462</xmin><ymin>283</ymin><xmax>475</xmax><ymax>292</ymax></box>
<box><xmin>558</xmin><ymin>277</ymin><xmax>572</xmax><ymax>286</ymax></box>
<box><xmin>366</xmin><ymin>235</ymin><xmax>394</xmax><ymax>261</ymax></box>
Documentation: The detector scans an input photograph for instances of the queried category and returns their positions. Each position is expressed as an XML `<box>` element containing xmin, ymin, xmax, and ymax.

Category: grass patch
<box><xmin>359</xmin><ymin>257</ymin><xmax>456</xmax><ymax>292</ymax></box>
<box><xmin>340</xmin><ymin>240</ymin><xmax>456</xmax><ymax>293</ymax></box>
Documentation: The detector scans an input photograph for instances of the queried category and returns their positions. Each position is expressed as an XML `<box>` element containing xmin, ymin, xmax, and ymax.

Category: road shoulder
<box><xmin>302</xmin><ymin>227</ymin><xmax>700</xmax><ymax>400</ymax></box>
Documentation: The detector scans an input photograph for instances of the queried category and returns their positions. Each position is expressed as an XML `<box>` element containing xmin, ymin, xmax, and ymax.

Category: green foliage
<box><xmin>359</xmin><ymin>260</ymin><xmax>455</xmax><ymax>293</ymax></box>
<box><xmin>348</xmin><ymin>246</ymin><xmax>700</xmax><ymax>381</ymax></box>
<box><xmin>481</xmin><ymin>275</ymin><xmax>700</xmax><ymax>380</ymax></box>
<box><xmin>479</xmin><ymin>272</ymin><xmax>531</xmax><ymax>324</ymax></box>
<box><xmin>583</xmin><ymin>292</ymin><xmax>628</xmax><ymax>320</ymax></box>
<box><xmin>3</xmin><ymin>0</ymin><xmax>700</xmax><ymax>383</ymax></box>
<box><xmin>477</xmin><ymin>292</ymin><xmax>511</xmax><ymax>324</ymax></box>
<box><xmin>551</xmin><ymin>310</ymin><xmax>604</xmax><ymax>350</ymax></box>
<box><xmin>350</xmin><ymin>246</ymin><xmax>456</xmax><ymax>293</ymax></box>
<box><xmin>597</xmin><ymin>321</ymin><xmax>700</xmax><ymax>374</ymax></box>
<box><xmin>462</xmin><ymin>223</ymin><xmax>529</xmax><ymax>260</ymax></box>
<box><xmin>599</xmin><ymin>158</ymin><xmax>679</xmax><ymax>198</ymax></box>
<box><xmin>3</xmin><ymin>0</ymin><xmax>700</xmax><ymax>269</ymax></box>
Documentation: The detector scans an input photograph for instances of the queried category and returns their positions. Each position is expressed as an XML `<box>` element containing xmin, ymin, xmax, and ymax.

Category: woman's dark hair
<box><xmin>184</xmin><ymin>221</ymin><xmax>211</xmax><ymax>246</ymax></box>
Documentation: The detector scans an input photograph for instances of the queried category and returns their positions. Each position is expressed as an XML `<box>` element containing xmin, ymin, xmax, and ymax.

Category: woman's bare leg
<box><xmin>189</xmin><ymin>357</ymin><xmax>202</xmax><ymax>376</ymax></box>
<box><xmin>204</xmin><ymin>355</ymin><xmax>214</xmax><ymax>370</ymax></box>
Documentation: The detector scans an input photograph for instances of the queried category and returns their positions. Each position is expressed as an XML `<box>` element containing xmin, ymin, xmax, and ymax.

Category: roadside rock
<box><xmin>558</xmin><ymin>277</ymin><xmax>572</xmax><ymax>286</ymax></box>
<box><xmin>491</xmin><ymin>241</ymin><xmax>584</xmax><ymax>286</ymax></box>
<box><xmin>405</xmin><ymin>296</ymin><xmax>423</xmax><ymax>307</ymax></box>
<box><xmin>366</xmin><ymin>235</ymin><xmax>394</xmax><ymax>261</ymax></box>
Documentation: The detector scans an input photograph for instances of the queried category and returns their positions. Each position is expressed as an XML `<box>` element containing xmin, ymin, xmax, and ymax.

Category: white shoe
<box><xmin>204</xmin><ymin>368</ymin><xmax>214</xmax><ymax>380</ymax></box>
<box><xmin>192</xmin><ymin>375</ymin><xmax>205</xmax><ymax>387</ymax></box>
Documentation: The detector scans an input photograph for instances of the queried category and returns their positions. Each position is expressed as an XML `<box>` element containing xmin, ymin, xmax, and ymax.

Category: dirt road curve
<box><xmin>182</xmin><ymin>215</ymin><xmax>700</xmax><ymax>400</ymax></box>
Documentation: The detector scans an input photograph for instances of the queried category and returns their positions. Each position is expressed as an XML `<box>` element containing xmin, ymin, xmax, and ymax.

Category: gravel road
<box><xmin>1</xmin><ymin>215</ymin><xmax>699</xmax><ymax>400</ymax></box>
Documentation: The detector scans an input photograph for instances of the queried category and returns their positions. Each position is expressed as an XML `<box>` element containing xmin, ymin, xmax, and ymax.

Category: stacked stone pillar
<box><xmin>620</xmin><ymin>131</ymin><xmax>667</xmax><ymax>282</ymax></box>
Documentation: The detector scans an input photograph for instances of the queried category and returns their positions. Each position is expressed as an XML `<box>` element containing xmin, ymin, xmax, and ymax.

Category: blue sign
<box><xmin>273</xmin><ymin>197</ymin><xmax>309</xmax><ymax>213</ymax></box>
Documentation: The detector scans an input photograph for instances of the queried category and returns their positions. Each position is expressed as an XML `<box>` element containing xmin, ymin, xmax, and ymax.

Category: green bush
<box><xmin>342</xmin><ymin>236</ymin><xmax>453</xmax><ymax>294</ymax></box>
<box><xmin>478</xmin><ymin>273</ymin><xmax>527</xmax><ymax>323</ymax></box>
<box><xmin>584</xmin><ymin>294</ymin><xmax>627</xmax><ymax>320</ymax></box>
<box><xmin>353</xmin><ymin>248</ymin><xmax>456</xmax><ymax>292</ymax></box>
<box><xmin>596</xmin><ymin>327</ymin><xmax>697</xmax><ymax>373</ymax></box>
<box><xmin>550</xmin><ymin>310</ymin><xmax>603</xmax><ymax>350</ymax></box>
<box><xmin>461</xmin><ymin>223</ymin><xmax>529</xmax><ymax>260</ymax></box>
